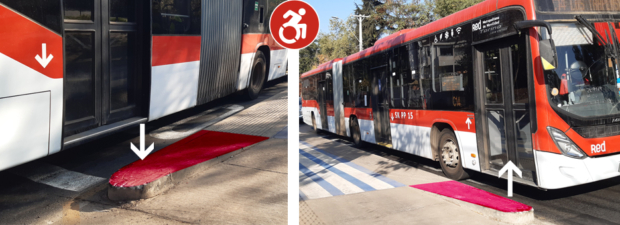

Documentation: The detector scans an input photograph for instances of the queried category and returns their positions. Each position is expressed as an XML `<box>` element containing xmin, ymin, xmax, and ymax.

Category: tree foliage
<box><xmin>373</xmin><ymin>0</ymin><xmax>435</xmax><ymax>35</ymax></box>
<box><xmin>354</xmin><ymin>0</ymin><xmax>383</xmax><ymax>49</ymax></box>
<box><xmin>432</xmin><ymin>0</ymin><xmax>484</xmax><ymax>18</ymax></box>
<box><xmin>317</xmin><ymin>17</ymin><xmax>359</xmax><ymax>62</ymax></box>
<box><xmin>299</xmin><ymin>41</ymin><xmax>319</xmax><ymax>74</ymax></box>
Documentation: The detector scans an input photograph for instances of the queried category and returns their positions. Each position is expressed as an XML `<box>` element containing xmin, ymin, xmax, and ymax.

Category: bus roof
<box><xmin>374</xmin><ymin>28</ymin><xmax>414</xmax><ymax>46</ymax></box>
<box><xmin>337</xmin><ymin>0</ymin><xmax>533</xmax><ymax>64</ymax></box>
<box><xmin>300</xmin><ymin>58</ymin><xmax>343</xmax><ymax>78</ymax></box>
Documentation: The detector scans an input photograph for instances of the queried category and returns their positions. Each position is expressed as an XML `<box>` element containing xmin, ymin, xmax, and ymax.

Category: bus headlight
<box><xmin>547</xmin><ymin>127</ymin><xmax>586</xmax><ymax>159</ymax></box>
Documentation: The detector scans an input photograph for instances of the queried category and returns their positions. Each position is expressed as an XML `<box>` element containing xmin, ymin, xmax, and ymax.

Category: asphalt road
<box><xmin>299</xmin><ymin>123</ymin><xmax>620</xmax><ymax>225</ymax></box>
<box><xmin>0</xmin><ymin>77</ymin><xmax>287</xmax><ymax>225</ymax></box>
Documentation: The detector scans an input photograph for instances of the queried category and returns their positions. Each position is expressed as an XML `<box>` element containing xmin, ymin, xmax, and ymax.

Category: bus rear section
<box><xmin>0</xmin><ymin>0</ymin><xmax>286</xmax><ymax>172</ymax></box>
<box><xmin>302</xmin><ymin>0</ymin><xmax>620</xmax><ymax>190</ymax></box>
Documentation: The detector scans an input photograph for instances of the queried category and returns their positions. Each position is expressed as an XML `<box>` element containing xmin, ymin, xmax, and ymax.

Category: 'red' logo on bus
<box><xmin>270</xmin><ymin>0</ymin><xmax>319</xmax><ymax>50</ymax></box>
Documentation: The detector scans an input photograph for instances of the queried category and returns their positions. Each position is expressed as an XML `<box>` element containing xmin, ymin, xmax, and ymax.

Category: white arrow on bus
<box><xmin>498</xmin><ymin>161</ymin><xmax>522</xmax><ymax>197</ymax></box>
<box><xmin>465</xmin><ymin>117</ymin><xmax>472</xmax><ymax>130</ymax></box>
<box><xmin>35</xmin><ymin>43</ymin><xmax>53</xmax><ymax>68</ymax></box>
<box><xmin>130</xmin><ymin>124</ymin><xmax>155</xmax><ymax>160</ymax></box>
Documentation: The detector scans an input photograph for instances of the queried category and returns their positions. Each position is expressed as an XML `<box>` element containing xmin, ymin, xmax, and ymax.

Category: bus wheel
<box><xmin>438</xmin><ymin>129</ymin><xmax>469</xmax><ymax>180</ymax></box>
<box><xmin>311</xmin><ymin>113</ymin><xmax>322</xmax><ymax>134</ymax></box>
<box><xmin>350</xmin><ymin>118</ymin><xmax>364</xmax><ymax>147</ymax></box>
<box><xmin>246</xmin><ymin>51</ymin><xmax>267</xmax><ymax>100</ymax></box>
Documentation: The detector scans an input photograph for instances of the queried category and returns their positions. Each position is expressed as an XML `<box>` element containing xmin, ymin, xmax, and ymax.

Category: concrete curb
<box><xmin>418</xmin><ymin>190</ymin><xmax>535</xmax><ymax>224</ymax></box>
<box><xmin>150</xmin><ymin>104</ymin><xmax>244</xmax><ymax>140</ymax></box>
<box><xmin>108</xmin><ymin>142</ymin><xmax>260</xmax><ymax>201</ymax></box>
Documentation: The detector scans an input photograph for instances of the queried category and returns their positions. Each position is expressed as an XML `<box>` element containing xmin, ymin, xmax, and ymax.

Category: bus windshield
<box><xmin>544</xmin><ymin>23</ymin><xmax>620</xmax><ymax>118</ymax></box>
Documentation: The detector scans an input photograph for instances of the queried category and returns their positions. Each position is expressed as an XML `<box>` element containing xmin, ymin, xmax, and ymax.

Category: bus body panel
<box><xmin>0</xmin><ymin>2</ymin><xmax>64</xmax><ymax>167</ymax></box>
<box><xmin>301</xmin><ymin>0</ymin><xmax>537</xmax><ymax>185</ymax></box>
<box><xmin>239</xmin><ymin>33</ymin><xmax>287</xmax><ymax>90</ymax></box>
<box><xmin>301</xmin><ymin>0</ymin><xmax>620</xmax><ymax>189</ymax></box>
<box><xmin>301</xmin><ymin>99</ymin><xmax>319</xmax><ymax>126</ymax></box>
<box><xmin>0</xmin><ymin>0</ymin><xmax>286</xmax><ymax>171</ymax></box>
<box><xmin>149</xmin><ymin>36</ymin><xmax>201</xmax><ymax>121</ymax></box>
<box><xmin>268</xmin><ymin>49</ymin><xmax>289</xmax><ymax>81</ymax></box>
<box><xmin>535</xmin><ymin>150</ymin><xmax>620</xmax><ymax>189</ymax></box>
<box><xmin>0</xmin><ymin>93</ymin><xmax>51</xmax><ymax>171</ymax></box>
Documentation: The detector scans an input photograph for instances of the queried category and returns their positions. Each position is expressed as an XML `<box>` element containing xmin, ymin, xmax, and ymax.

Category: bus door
<box><xmin>371</xmin><ymin>66</ymin><xmax>392</xmax><ymax>146</ymax></box>
<box><xmin>474</xmin><ymin>35</ymin><xmax>536</xmax><ymax>183</ymax></box>
<box><xmin>63</xmin><ymin>0</ymin><xmax>145</xmax><ymax>137</ymax></box>
<box><xmin>317</xmin><ymin>79</ymin><xmax>329</xmax><ymax>130</ymax></box>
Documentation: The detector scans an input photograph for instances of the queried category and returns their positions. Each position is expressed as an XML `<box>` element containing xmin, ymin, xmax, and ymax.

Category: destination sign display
<box><xmin>472</xmin><ymin>10</ymin><xmax>524</xmax><ymax>43</ymax></box>
<box><xmin>441</xmin><ymin>74</ymin><xmax>464</xmax><ymax>91</ymax></box>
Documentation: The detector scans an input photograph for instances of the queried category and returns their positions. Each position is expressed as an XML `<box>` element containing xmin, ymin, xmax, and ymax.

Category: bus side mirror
<box><xmin>513</xmin><ymin>20</ymin><xmax>558</xmax><ymax>71</ymax></box>
<box><xmin>539</xmin><ymin>39</ymin><xmax>558</xmax><ymax>71</ymax></box>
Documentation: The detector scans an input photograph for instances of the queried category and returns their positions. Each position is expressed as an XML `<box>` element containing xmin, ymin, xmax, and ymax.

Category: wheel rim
<box><xmin>441</xmin><ymin>139</ymin><xmax>459</xmax><ymax>168</ymax></box>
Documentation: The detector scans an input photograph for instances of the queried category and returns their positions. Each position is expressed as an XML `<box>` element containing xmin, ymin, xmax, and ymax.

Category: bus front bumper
<box><xmin>535</xmin><ymin>150</ymin><xmax>620</xmax><ymax>189</ymax></box>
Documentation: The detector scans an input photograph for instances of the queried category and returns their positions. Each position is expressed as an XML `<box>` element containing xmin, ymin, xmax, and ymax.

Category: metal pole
<box><xmin>352</xmin><ymin>14</ymin><xmax>369</xmax><ymax>52</ymax></box>
<box><xmin>358</xmin><ymin>16</ymin><xmax>363</xmax><ymax>51</ymax></box>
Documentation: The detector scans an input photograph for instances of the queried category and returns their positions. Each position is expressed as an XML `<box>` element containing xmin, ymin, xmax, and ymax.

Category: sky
<box><xmin>303</xmin><ymin>0</ymin><xmax>362</xmax><ymax>34</ymax></box>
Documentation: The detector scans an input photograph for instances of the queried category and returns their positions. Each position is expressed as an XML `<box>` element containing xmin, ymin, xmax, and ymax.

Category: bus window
<box><xmin>355</xmin><ymin>60</ymin><xmax>371</xmax><ymax>107</ymax></box>
<box><xmin>484</xmin><ymin>49</ymin><xmax>503</xmax><ymax>104</ymax></box>
<box><xmin>152</xmin><ymin>0</ymin><xmax>201</xmax><ymax>35</ymax></box>
<box><xmin>511</xmin><ymin>42</ymin><xmax>529</xmax><ymax>104</ymax></box>
<box><xmin>419</xmin><ymin>44</ymin><xmax>432</xmax><ymax>109</ymax></box>
<box><xmin>434</xmin><ymin>45</ymin><xmax>462</xmax><ymax>92</ymax></box>
<box><xmin>110</xmin><ymin>0</ymin><xmax>136</xmax><ymax>22</ymax></box>
<box><xmin>64</xmin><ymin>0</ymin><xmax>94</xmax><ymax>21</ymax></box>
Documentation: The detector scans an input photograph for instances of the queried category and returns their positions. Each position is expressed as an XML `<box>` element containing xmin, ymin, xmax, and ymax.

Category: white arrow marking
<box><xmin>35</xmin><ymin>43</ymin><xmax>53</xmax><ymax>68</ymax></box>
<box><xmin>130</xmin><ymin>124</ymin><xmax>155</xmax><ymax>160</ymax></box>
<box><xmin>465</xmin><ymin>117</ymin><xmax>472</xmax><ymax>130</ymax></box>
<box><xmin>498</xmin><ymin>161</ymin><xmax>522</xmax><ymax>197</ymax></box>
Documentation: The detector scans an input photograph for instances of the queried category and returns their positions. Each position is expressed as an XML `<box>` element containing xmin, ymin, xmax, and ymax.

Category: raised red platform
<box><xmin>110</xmin><ymin>130</ymin><xmax>268</xmax><ymax>187</ymax></box>
<box><xmin>411</xmin><ymin>181</ymin><xmax>532</xmax><ymax>213</ymax></box>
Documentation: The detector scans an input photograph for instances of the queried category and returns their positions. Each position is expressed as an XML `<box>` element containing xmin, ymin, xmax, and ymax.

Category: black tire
<box><xmin>350</xmin><ymin>118</ymin><xmax>364</xmax><ymax>147</ymax></box>
<box><xmin>438</xmin><ymin>129</ymin><xmax>469</xmax><ymax>180</ymax></box>
<box><xmin>311</xmin><ymin>113</ymin><xmax>319</xmax><ymax>133</ymax></box>
<box><xmin>246</xmin><ymin>51</ymin><xmax>267</xmax><ymax>100</ymax></box>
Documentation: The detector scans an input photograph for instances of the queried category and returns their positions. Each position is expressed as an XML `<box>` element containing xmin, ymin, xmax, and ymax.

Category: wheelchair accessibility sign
<box><xmin>270</xmin><ymin>0</ymin><xmax>319</xmax><ymax>50</ymax></box>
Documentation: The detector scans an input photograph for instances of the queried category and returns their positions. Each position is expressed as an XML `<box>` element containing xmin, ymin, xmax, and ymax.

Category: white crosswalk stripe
<box><xmin>301</xmin><ymin>145</ymin><xmax>396</xmax><ymax>190</ymax></box>
<box><xmin>299</xmin><ymin>142</ymin><xmax>404</xmax><ymax>200</ymax></box>
<box><xmin>300</xmin><ymin>153</ymin><xmax>365</xmax><ymax>195</ymax></box>
<box><xmin>299</xmin><ymin>170</ymin><xmax>333</xmax><ymax>200</ymax></box>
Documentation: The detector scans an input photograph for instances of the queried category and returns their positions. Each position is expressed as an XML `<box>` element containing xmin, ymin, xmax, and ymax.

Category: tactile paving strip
<box><xmin>300</xmin><ymin>200</ymin><xmax>325</xmax><ymax>225</ymax></box>
<box><xmin>206</xmin><ymin>90</ymin><xmax>288</xmax><ymax>137</ymax></box>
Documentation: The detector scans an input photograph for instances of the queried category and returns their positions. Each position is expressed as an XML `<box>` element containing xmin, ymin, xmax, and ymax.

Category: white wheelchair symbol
<box><xmin>279</xmin><ymin>8</ymin><xmax>307</xmax><ymax>44</ymax></box>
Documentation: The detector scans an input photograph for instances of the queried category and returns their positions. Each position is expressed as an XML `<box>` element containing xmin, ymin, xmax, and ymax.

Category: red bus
<box><xmin>0</xmin><ymin>0</ymin><xmax>287</xmax><ymax>171</ymax></box>
<box><xmin>301</xmin><ymin>0</ymin><xmax>620</xmax><ymax>189</ymax></box>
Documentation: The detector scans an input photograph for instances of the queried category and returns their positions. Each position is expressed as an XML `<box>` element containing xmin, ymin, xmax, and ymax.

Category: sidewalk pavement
<box><xmin>44</xmin><ymin>89</ymin><xmax>289</xmax><ymax>225</ymax></box>
<box><xmin>299</xmin><ymin>127</ymin><xmax>550</xmax><ymax>225</ymax></box>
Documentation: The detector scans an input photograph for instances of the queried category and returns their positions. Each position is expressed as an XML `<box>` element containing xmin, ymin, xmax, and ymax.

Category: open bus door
<box><xmin>474</xmin><ymin>35</ymin><xmax>537</xmax><ymax>184</ymax></box>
